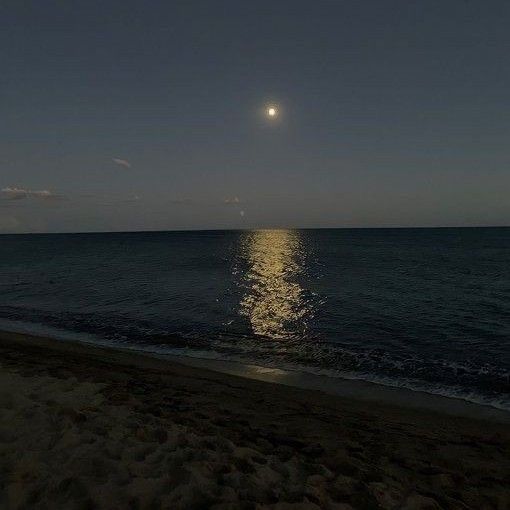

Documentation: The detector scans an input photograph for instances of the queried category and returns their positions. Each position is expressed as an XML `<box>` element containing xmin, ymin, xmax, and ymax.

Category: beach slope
<box><xmin>0</xmin><ymin>331</ymin><xmax>509</xmax><ymax>509</ymax></box>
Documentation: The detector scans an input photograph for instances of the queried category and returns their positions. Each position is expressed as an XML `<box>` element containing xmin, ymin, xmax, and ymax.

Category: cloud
<box><xmin>224</xmin><ymin>196</ymin><xmax>241</xmax><ymax>204</ymax></box>
<box><xmin>31</xmin><ymin>190</ymin><xmax>55</xmax><ymax>199</ymax></box>
<box><xmin>1</xmin><ymin>187</ymin><xmax>66</xmax><ymax>202</ymax></box>
<box><xmin>112</xmin><ymin>158</ymin><xmax>131</xmax><ymax>168</ymax></box>
<box><xmin>1</xmin><ymin>187</ymin><xmax>29</xmax><ymax>200</ymax></box>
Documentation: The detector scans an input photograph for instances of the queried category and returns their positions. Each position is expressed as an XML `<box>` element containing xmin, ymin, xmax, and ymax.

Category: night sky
<box><xmin>2</xmin><ymin>1</ymin><xmax>510</xmax><ymax>232</ymax></box>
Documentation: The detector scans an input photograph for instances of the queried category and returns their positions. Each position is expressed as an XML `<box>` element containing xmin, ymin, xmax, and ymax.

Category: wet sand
<box><xmin>0</xmin><ymin>330</ymin><xmax>509</xmax><ymax>509</ymax></box>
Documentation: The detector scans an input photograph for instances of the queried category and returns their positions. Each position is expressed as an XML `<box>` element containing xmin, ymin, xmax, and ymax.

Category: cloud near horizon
<box><xmin>112</xmin><ymin>158</ymin><xmax>131</xmax><ymax>168</ymax></box>
<box><xmin>1</xmin><ymin>187</ymin><xmax>66</xmax><ymax>201</ymax></box>
<box><xmin>224</xmin><ymin>197</ymin><xmax>241</xmax><ymax>205</ymax></box>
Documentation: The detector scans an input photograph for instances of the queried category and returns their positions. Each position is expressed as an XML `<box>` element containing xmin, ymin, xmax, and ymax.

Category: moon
<box><xmin>266</xmin><ymin>106</ymin><xmax>278</xmax><ymax>118</ymax></box>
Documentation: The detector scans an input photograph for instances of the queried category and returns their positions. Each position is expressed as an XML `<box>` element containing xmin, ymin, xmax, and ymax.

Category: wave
<box><xmin>1</xmin><ymin>314</ymin><xmax>508</xmax><ymax>413</ymax></box>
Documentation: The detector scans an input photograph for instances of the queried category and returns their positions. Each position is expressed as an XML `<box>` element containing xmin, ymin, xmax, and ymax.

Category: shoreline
<box><xmin>0</xmin><ymin>322</ymin><xmax>509</xmax><ymax>423</ymax></box>
<box><xmin>1</xmin><ymin>329</ymin><xmax>510</xmax><ymax>508</ymax></box>
<box><xmin>161</xmin><ymin>354</ymin><xmax>510</xmax><ymax>424</ymax></box>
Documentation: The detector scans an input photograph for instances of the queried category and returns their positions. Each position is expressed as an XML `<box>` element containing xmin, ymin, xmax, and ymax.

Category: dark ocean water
<box><xmin>1</xmin><ymin>228</ymin><xmax>509</xmax><ymax>409</ymax></box>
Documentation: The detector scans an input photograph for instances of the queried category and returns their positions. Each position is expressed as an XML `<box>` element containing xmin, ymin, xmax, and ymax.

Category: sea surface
<box><xmin>1</xmin><ymin>228</ymin><xmax>509</xmax><ymax>410</ymax></box>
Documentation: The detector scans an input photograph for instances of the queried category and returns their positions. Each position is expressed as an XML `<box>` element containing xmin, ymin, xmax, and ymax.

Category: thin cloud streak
<box><xmin>112</xmin><ymin>158</ymin><xmax>131</xmax><ymax>168</ymax></box>
<box><xmin>1</xmin><ymin>187</ymin><xmax>67</xmax><ymax>202</ymax></box>
<box><xmin>224</xmin><ymin>197</ymin><xmax>241</xmax><ymax>204</ymax></box>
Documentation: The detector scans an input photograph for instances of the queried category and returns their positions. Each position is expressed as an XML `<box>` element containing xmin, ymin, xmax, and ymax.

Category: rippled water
<box><xmin>1</xmin><ymin>228</ymin><xmax>509</xmax><ymax>409</ymax></box>
<box><xmin>239</xmin><ymin>230</ymin><xmax>310</xmax><ymax>339</ymax></box>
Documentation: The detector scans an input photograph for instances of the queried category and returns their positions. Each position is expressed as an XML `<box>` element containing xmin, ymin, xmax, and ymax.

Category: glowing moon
<box><xmin>266</xmin><ymin>106</ymin><xmax>278</xmax><ymax>118</ymax></box>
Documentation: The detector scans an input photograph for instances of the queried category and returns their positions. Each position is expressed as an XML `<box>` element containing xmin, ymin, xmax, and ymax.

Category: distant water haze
<box><xmin>1</xmin><ymin>228</ymin><xmax>509</xmax><ymax>409</ymax></box>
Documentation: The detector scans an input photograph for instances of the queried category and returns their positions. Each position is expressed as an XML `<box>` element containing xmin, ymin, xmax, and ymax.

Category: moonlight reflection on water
<box><xmin>239</xmin><ymin>230</ymin><xmax>311</xmax><ymax>339</ymax></box>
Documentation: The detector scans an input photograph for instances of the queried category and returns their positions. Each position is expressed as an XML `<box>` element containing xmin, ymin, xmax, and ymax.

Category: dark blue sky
<box><xmin>1</xmin><ymin>1</ymin><xmax>510</xmax><ymax>232</ymax></box>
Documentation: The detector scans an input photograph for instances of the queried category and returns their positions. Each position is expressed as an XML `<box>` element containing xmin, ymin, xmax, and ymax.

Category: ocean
<box><xmin>1</xmin><ymin>228</ymin><xmax>509</xmax><ymax>410</ymax></box>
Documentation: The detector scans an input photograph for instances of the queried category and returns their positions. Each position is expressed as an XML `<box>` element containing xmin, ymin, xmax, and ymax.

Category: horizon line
<box><xmin>1</xmin><ymin>224</ymin><xmax>509</xmax><ymax>236</ymax></box>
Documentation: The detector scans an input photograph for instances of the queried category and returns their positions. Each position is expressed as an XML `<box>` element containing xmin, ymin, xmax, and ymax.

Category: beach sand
<box><xmin>0</xmin><ymin>330</ymin><xmax>509</xmax><ymax>509</ymax></box>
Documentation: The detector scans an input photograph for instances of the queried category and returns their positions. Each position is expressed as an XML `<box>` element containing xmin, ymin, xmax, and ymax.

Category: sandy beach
<box><xmin>0</xmin><ymin>330</ymin><xmax>509</xmax><ymax>510</ymax></box>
